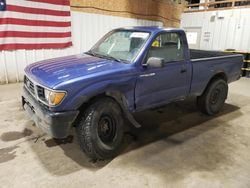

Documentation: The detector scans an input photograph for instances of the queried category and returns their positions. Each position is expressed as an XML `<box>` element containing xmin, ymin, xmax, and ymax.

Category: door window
<box><xmin>148</xmin><ymin>33</ymin><xmax>184</xmax><ymax>62</ymax></box>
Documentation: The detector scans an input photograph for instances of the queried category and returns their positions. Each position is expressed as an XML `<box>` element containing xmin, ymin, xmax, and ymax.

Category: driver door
<box><xmin>135</xmin><ymin>32</ymin><xmax>191</xmax><ymax>111</ymax></box>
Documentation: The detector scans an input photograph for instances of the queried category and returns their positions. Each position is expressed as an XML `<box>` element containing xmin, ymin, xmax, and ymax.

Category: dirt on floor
<box><xmin>0</xmin><ymin>78</ymin><xmax>250</xmax><ymax>188</ymax></box>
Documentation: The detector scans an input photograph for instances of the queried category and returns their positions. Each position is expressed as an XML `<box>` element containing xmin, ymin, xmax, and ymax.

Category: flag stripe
<box><xmin>0</xmin><ymin>11</ymin><xmax>71</xmax><ymax>22</ymax></box>
<box><xmin>1</xmin><ymin>37</ymin><xmax>71</xmax><ymax>44</ymax></box>
<box><xmin>0</xmin><ymin>18</ymin><xmax>71</xmax><ymax>27</ymax></box>
<box><xmin>0</xmin><ymin>24</ymin><xmax>71</xmax><ymax>33</ymax></box>
<box><xmin>7</xmin><ymin>5</ymin><xmax>70</xmax><ymax>17</ymax></box>
<box><xmin>8</xmin><ymin>0</ymin><xmax>70</xmax><ymax>12</ymax></box>
<box><xmin>28</xmin><ymin>0</ymin><xmax>70</xmax><ymax>6</ymax></box>
<box><xmin>0</xmin><ymin>42</ymin><xmax>72</xmax><ymax>50</ymax></box>
<box><xmin>0</xmin><ymin>31</ymin><xmax>71</xmax><ymax>38</ymax></box>
<box><xmin>0</xmin><ymin>0</ymin><xmax>72</xmax><ymax>51</ymax></box>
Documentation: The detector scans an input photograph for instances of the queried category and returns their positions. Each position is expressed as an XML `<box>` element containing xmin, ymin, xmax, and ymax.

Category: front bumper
<box><xmin>22</xmin><ymin>87</ymin><xmax>79</xmax><ymax>139</ymax></box>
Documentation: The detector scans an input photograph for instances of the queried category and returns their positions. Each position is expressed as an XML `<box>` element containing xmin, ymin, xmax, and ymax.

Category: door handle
<box><xmin>180</xmin><ymin>68</ymin><xmax>187</xmax><ymax>73</ymax></box>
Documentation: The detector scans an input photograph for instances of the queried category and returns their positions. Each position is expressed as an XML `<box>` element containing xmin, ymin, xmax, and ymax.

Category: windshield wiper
<box><xmin>104</xmin><ymin>55</ymin><xmax>123</xmax><ymax>63</ymax></box>
<box><xmin>86</xmin><ymin>51</ymin><xmax>124</xmax><ymax>63</ymax></box>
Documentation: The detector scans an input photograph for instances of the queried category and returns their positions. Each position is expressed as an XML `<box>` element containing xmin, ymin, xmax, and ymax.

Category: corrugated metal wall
<box><xmin>0</xmin><ymin>11</ymin><xmax>162</xmax><ymax>84</ymax></box>
<box><xmin>181</xmin><ymin>8</ymin><xmax>250</xmax><ymax>51</ymax></box>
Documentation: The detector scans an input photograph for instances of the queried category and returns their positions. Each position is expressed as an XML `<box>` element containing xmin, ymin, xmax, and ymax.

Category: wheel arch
<box><xmin>208</xmin><ymin>72</ymin><xmax>228</xmax><ymax>84</ymax></box>
<box><xmin>77</xmin><ymin>91</ymin><xmax>128</xmax><ymax>112</ymax></box>
<box><xmin>200</xmin><ymin>72</ymin><xmax>228</xmax><ymax>96</ymax></box>
<box><xmin>74</xmin><ymin>90</ymin><xmax>141</xmax><ymax>128</ymax></box>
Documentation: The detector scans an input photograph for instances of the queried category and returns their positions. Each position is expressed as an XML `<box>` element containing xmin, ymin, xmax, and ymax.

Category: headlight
<box><xmin>44</xmin><ymin>89</ymin><xmax>66</xmax><ymax>106</ymax></box>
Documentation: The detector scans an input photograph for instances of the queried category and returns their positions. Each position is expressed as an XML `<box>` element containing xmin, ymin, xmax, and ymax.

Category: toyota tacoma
<box><xmin>22</xmin><ymin>27</ymin><xmax>243</xmax><ymax>160</ymax></box>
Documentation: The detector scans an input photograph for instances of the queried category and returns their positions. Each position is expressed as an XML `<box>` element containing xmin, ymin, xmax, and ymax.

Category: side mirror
<box><xmin>145</xmin><ymin>57</ymin><xmax>164</xmax><ymax>68</ymax></box>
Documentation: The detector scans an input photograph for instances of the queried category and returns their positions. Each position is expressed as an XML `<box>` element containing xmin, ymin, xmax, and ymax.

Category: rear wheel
<box><xmin>76</xmin><ymin>98</ymin><xmax>124</xmax><ymax>160</ymax></box>
<box><xmin>197</xmin><ymin>79</ymin><xmax>228</xmax><ymax>115</ymax></box>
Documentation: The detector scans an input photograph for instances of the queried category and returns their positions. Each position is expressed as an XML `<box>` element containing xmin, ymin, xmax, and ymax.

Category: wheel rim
<box><xmin>210</xmin><ymin>88</ymin><xmax>221</xmax><ymax>104</ymax></box>
<box><xmin>98</xmin><ymin>115</ymin><xmax>116</xmax><ymax>144</ymax></box>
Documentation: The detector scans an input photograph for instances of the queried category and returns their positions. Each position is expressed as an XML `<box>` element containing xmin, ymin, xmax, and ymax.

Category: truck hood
<box><xmin>25</xmin><ymin>54</ymin><xmax>126</xmax><ymax>88</ymax></box>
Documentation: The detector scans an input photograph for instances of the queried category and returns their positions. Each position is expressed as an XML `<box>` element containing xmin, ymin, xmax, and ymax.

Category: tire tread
<box><xmin>197</xmin><ymin>79</ymin><xmax>228</xmax><ymax>115</ymax></box>
<box><xmin>76</xmin><ymin>98</ymin><xmax>123</xmax><ymax>160</ymax></box>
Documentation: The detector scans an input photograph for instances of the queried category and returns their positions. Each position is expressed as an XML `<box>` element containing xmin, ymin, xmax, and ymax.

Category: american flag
<box><xmin>0</xmin><ymin>0</ymin><xmax>72</xmax><ymax>50</ymax></box>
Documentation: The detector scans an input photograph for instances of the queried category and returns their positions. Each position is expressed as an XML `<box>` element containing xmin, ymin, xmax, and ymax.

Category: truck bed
<box><xmin>189</xmin><ymin>49</ymin><xmax>243</xmax><ymax>96</ymax></box>
<box><xmin>190</xmin><ymin>49</ymin><xmax>235</xmax><ymax>60</ymax></box>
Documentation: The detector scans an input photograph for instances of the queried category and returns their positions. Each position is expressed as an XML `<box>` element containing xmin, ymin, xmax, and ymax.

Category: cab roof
<box><xmin>117</xmin><ymin>26</ymin><xmax>184</xmax><ymax>33</ymax></box>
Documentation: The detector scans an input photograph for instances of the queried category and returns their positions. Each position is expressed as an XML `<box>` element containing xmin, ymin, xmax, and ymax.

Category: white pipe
<box><xmin>14</xmin><ymin>52</ymin><xmax>20</xmax><ymax>82</ymax></box>
<box><xmin>2</xmin><ymin>52</ymin><xmax>9</xmax><ymax>84</ymax></box>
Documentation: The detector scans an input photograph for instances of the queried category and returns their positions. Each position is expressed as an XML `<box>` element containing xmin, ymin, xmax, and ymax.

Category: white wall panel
<box><xmin>181</xmin><ymin>8</ymin><xmax>250</xmax><ymax>52</ymax></box>
<box><xmin>0</xmin><ymin>11</ymin><xmax>162</xmax><ymax>84</ymax></box>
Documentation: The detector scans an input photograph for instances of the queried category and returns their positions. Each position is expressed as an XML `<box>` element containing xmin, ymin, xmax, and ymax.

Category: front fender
<box><xmin>63</xmin><ymin>78</ymin><xmax>136</xmax><ymax>112</ymax></box>
<box><xmin>62</xmin><ymin>79</ymin><xmax>141</xmax><ymax>128</ymax></box>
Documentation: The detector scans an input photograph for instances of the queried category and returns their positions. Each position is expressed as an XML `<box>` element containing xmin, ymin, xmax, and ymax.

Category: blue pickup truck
<box><xmin>22</xmin><ymin>26</ymin><xmax>242</xmax><ymax>160</ymax></box>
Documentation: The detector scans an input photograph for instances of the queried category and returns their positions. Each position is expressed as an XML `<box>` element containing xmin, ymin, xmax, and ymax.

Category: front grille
<box><xmin>24</xmin><ymin>75</ymin><xmax>35</xmax><ymax>94</ymax></box>
<box><xmin>37</xmin><ymin>85</ymin><xmax>45</xmax><ymax>100</ymax></box>
<box><xmin>24</xmin><ymin>75</ymin><xmax>48</xmax><ymax>106</ymax></box>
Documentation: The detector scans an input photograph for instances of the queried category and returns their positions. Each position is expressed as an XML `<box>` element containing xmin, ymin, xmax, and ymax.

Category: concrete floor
<box><xmin>0</xmin><ymin>78</ymin><xmax>250</xmax><ymax>188</ymax></box>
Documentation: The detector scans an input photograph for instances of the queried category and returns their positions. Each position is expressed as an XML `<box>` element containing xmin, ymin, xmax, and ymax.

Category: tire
<box><xmin>197</xmin><ymin>79</ymin><xmax>228</xmax><ymax>115</ymax></box>
<box><xmin>76</xmin><ymin>97</ymin><xmax>124</xmax><ymax>160</ymax></box>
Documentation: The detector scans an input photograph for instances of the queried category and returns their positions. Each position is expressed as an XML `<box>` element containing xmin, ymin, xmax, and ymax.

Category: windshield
<box><xmin>89</xmin><ymin>30</ymin><xmax>150</xmax><ymax>63</ymax></box>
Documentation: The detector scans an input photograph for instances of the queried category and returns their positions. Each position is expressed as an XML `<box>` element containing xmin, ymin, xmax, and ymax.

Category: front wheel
<box><xmin>197</xmin><ymin>79</ymin><xmax>228</xmax><ymax>115</ymax></box>
<box><xmin>76</xmin><ymin>98</ymin><xmax>124</xmax><ymax>160</ymax></box>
